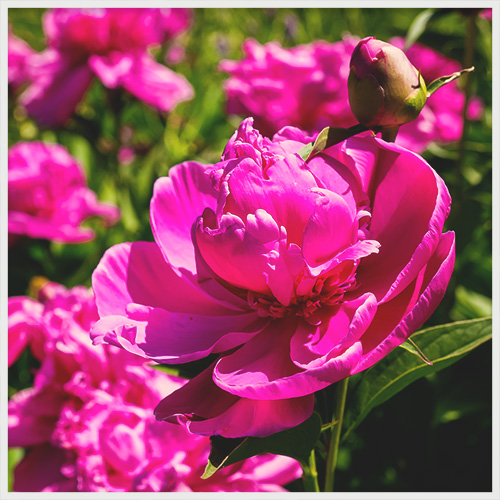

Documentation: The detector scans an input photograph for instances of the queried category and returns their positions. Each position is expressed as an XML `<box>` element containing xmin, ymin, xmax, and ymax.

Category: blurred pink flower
<box><xmin>117</xmin><ymin>146</ymin><xmax>136</xmax><ymax>166</ymax></box>
<box><xmin>8</xmin><ymin>282</ymin><xmax>301</xmax><ymax>492</ymax></box>
<box><xmin>20</xmin><ymin>8</ymin><xmax>194</xmax><ymax>127</ymax></box>
<box><xmin>221</xmin><ymin>37</ymin><xmax>482</xmax><ymax>152</ymax></box>
<box><xmin>220</xmin><ymin>37</ymin><xmax>358</xmax><ymax>138</ymax></box>
<box><xmin>91</xmin><ymin>118</ymin><xmax>455</xmax><ymax>438</ymax></box>
<box><xmin>8</xmin><ymin>30</ymin><xmax>35</xmax><ymax>90</ymax></box>
<box><xmin>389</xmin><ymin>37</ymin><xmax>483</xmax><ymax>150</ymax></box>
<box><xmin>480</xmin><ymin>8</ymin><xmax>492</xmax><ymax>21</ymax></box>
<box><xmin>8</xmin><ymin>142</ymin><xmax>120</xmax><ymax>244</ymax></box>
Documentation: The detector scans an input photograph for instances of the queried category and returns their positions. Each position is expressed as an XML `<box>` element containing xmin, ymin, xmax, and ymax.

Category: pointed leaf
<box><xmin>426</xmin><ymin>67</ymin><xmax>474</xmax><ymax>97</ymax></box>
<box><xmin>297</xmin><ymin>124</ymin><xmax>368</xmax><ymax>162</ymax></box>
<box><xmin>202</xmin><ymin>411</ymin><xmax>322</xmax><ymax>479</ymax></box>
<box><xmin>405</xmin><ymin>9</ymin><xmax>436</xmax><ymax>49</ymax></box>
<box><xmin>342</xmin><ymin>317</ymin><xmax>492</xmax><ymax>441</ymax></box>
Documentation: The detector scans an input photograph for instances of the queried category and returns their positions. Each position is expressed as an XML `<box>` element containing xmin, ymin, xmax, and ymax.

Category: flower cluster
<box><xmin>13</xmin><ymin>8</ymin><xmax>194</xmax><ymax>126</ymax></box>
<box><xmin>92</xmin><ymin>118</ymin><xmax>455</xmax><ymax>438</ymax></box>
<box><xmin>8</xmin><ymin>142</ymin><xmax>120</xmax><ymax>244</ymax></box>
<box><xmin>8</xmin><ymin>282</ymin><xmax>301</xmax><ymax>492</ymax></box>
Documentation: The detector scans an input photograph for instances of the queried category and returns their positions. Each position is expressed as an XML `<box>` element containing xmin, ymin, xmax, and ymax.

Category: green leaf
<box><xmin>202</xmin><ymin>411</ymin><xmax>322</xmax><ymax>479</ymax></box>
<box><xmin>342</xmin><ymin>317</ymin><xmax>492</xmax><ymax>440</ymax></box>
<box><xmin>297</xmin><ymin>142</ymin><xmax>313</xmax><ymax>161</ymax></box>
<box><xmin>426</xmin><ymin>67</ymin><xmax>474</xmax><ymax>97</ymax></box>
<box><xmin>8</xmin><ymin>448</ymin><xmax>24</xmax><ymax>491</ymax></box>
<box><xmin>297</xmin><ymin>124</ymin><xmax>368</xmax><ymax>162</ymax></box>
<box><xmin>405</xmin><ymin>9</ymin><xmax>436</xmax><ymax>49</ymax></box>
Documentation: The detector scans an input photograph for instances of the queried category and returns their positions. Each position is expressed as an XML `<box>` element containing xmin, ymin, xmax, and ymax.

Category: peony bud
<box><xmin>348</xmin><ymin>37</ymin><xmax>427</xmax><ymax>129</ymax></box>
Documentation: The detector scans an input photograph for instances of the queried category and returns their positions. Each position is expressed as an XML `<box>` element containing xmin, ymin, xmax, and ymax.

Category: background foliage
<box><xmin>8</xmin><ymin>7</ymin><xmax>492</xmax><ymax>492</ymax></box>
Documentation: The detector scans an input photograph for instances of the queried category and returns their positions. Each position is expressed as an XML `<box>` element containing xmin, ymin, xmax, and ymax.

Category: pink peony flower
<box><xmin>8</xmin><ymin>142</ymin><xmax>120</xmax><ymax>243</ymax></box>
<box><xmin>220</xmin><ymin>37</ymin><xmax>358</xmax><ymax>138</ymax></box>
<box><xmin>91</xmin><ymin>118</ymin><xmax>455</xmax><ymax>438</ymax></box>
<box><xmin>8</xmin><ymin>282</ymin><xmax>301</xmax><ymax>492</ymax></box>
<box><xmin>8</xmin><ymin>30</ymin><xmax>35</xmax><ymax>90</ymax></box>
<box><xmin>19</xmin><ymin>8</ymin><xmax>194</xmax><ymax>127</ymax></box>
<box><xmin>221</xmin><ymin>37</ymin><xmax>482</xmax><ymax>152</ymax></box>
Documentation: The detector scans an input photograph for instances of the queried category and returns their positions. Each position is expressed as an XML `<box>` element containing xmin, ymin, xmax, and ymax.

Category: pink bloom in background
<box><xmin>480</xmin><ymin>8</ymin><xmax>492</xmax><ymax>21</ymax></box>
<box><xmin>19</xmin><ymin>8</ymin><xmax>194</xmax><ymax>127</ymax></box>
<box><xmin>221</xmin><ymin>37</ymin><xmax>482</xmax><ymax>152</ymax></box>
<box><xmin>389</xmin><ymin>37</ymin><xmax>483</xmax><ymax>150</ymax></box>
<box><xmin>8</xmin><ymin>282</ymin><xmax>301</xmax><ymax>492</ymax></box>
<box><xmin>8</xmin><ymin>30</ymin><xmax>35</xmax><ymax>90</ymax></box>
<box><xmin>92</xmin><ymin>118</ymin><xmax>455</xmax><ymax>439</ymax></box>
<box><xmin>220</xmin><ymin>37</ymin><xmax>358</xmax><ymax>138</ymax></box>
<box><xmin>8</xmin><ymin>142</ymin><xmax>120</xmax><ymax>244</ymax></box>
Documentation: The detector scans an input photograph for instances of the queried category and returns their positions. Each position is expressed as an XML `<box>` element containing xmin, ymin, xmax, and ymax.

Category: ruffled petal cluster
<box><xmin>17</xmin><ymin>8</ymin><xmax>194</xmax><ymax>126</ymax></box>
<box><xmin>8</xmin><ymin>282</ymin><xmax>301</xmax><ymax>492</ymax></box>
<box><xmin>92</xmin><ymin>118</ymin><xmax>455</xmax><ymax>438</ymax></box>
<box><xmin>220</xmin><ymin>37</ymin><xmax>482</xmax><ymax>152</ymax></box>
<box><xmin>8</xmin><ymin>142</ymin><xmax>120</xmax><ymax>243</ymax></box>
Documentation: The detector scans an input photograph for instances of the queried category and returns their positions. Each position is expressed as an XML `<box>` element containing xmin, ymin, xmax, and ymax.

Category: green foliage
<box><xmin>202</xmin><ymin>412</ymin><xmax>322</xmax><ymax>478</ymax></box>
<box><xmin>342</xmin><ymin>317</ymin><xmax>492</xmax><ymax>440</ymax></box>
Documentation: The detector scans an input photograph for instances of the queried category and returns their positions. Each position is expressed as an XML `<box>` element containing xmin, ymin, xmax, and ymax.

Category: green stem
<box><xmin>324</xmin><ymin>377</ymin><xmax>349</xmax><ymax>492</ymax></box>
<box><xmin>302</xmin><ymin>449</ymin><xmax>320</xmax><ymax>492</ymax></box>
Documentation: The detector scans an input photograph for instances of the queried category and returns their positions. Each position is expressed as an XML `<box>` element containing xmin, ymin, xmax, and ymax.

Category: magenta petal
<box><xmin>334</xmin><ymin>137</ymin><xmax>452</xmax><ymax>302</ymax></box>
<box><xmin>121</xmin><ymin>53</ymin><xmax>194</xmax><ymax>112</ymax></box>
<box><xmin>224</xmin><ymin>154</ymin><xmax>319</xmax><ymax>245</ymax></box>
<box><xmin>196</xmin><ymin>209</ymin><xmax>282</xmax><ymax>294</ymax></box>
<box><xmin>92</xmin><ymin>241</ymin><xmax>235</xmax><ymax>318</ymax></box>
<box><xmin>150</xmin><ymin>162</ymin><xmax>217</xmax><ymax>276</ymax></box>
<box><xmin>8</xmin><ymin>212</ymin><xmax>95</xmax><ymax>243</ymax></box>
<box><xmin>302</xmin><ymin>188</ymin><xmax>357</xmax><ymax>267</ymax></box>
<box><xmin>213</xmin><ymin>317</ymin><xmax>364</xmax><ymax>399</ymax></box>
<box><xmin>155</xmin><ymin>364</ymin><xmax>314</xmax><ymax>438</ymax></box>
<box><xmin>88</xmin><ymin>52</ymin><xmax>134</xmax><ymax>87</ymax></box>
<box><xmin>290</xmin><ymin>293</ymin><xmax>377</xmax><ymax>368</ymax></box>
<box><xmin>353</xmin><ymin>231</ymin><xmax>455</xmax><ymax>374</ymax></box>
<box><xmin>91</xmin><ymin>307</ymin><xmax>267</xmax><ymax>364</ymax></box>
<box><xmin>8</xmin><ymin>297</ymin><xmax>43</xmax><ymax>366</ymax></box>
<box><xmin>9</xmin><ymin>386</ymin><xmax>66</xmax><ymax>447</ymax></box>
<box><xmin>13</xmin><ymin>444</ymin><xmax>76</xmax><ymax>492</ymax></box>
<box><xmin>21</xmin><ymin>50</ymin><xmax>93</xmax><ymax>127</ymax></box>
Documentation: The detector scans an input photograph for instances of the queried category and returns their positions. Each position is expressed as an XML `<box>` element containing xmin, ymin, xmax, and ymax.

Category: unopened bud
<box><xmin>348</xmin><ymin>37</ymin><xmax>427</xmax><ymax>129</ymax></box>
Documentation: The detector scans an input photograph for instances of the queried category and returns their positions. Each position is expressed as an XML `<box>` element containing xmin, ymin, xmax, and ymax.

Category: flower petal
<box><xmin>214</xmin><ymin>316</ymin><xmax>364</xmax><ymax>399</ymax></box>
<box><xmin>353</xmin><ymin>231</ymin><xmax>455</xmax><ymax>374</ymax></box>
<box><xmin>91</xmin><ymin>307</ymin><xmax>267</xmax><ymax>364</ymax></box>
<box><xmin>150</xmin><ymin>162</ymin><xmax>218</xmax><ymax>276</ymax></box>
<box><xmin>302</xmin><ymin>188</ymin><xmax>357</xmax><ymax>267</ymax></box>
<box><xmin>92</xmin><ymin>241</ymin><xmax>237</xmax><ymax>318</ymax></box>
<box><xmin>21</xmin><ymin>50</ymin><xmax>93</xmax><ymax>127</ymax></box>
<box><xmin>155</xmin><ymin>363</ymin><xmax>314</xmax><ymax>438</ymax></box>
<box><xmin>195</xmin><ymin>209</ymin><xmax>282</xmax><ymax>294</ymax></box>
<box><xmin>121</xmin><ymin>53</ymin><xmax>194</xmax><ymax>112</ymax></box>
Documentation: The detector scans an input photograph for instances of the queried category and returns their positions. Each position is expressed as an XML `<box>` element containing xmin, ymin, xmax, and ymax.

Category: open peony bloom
<box><xmin>19</xmin><ymin>8</ymin><xmax>194</xmax><ymax>127</ymax></box>
<box><xmin>91</xmin><ymin>118</ymin><xmax>455</xmax><ymax>438</ymax></box>
<box><xmin>8</xmin><ymin>142</ymin><xmax>120</xmax><ymax>244</ymax></box>
<box><xmin>221</xmin><ymin>38</ymin><xmax>482</xmax><ymax>153</ymax></box>
<box><xmin>8</xmin><ymin>282</ymin><xmax>301</xmax><ymax>492</ymax></box>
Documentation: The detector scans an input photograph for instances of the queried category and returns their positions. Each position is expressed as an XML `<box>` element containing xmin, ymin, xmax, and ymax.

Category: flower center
<box><xmin>248</xmin><ymin>264</ymin><xmax>358</xmax><ymax>323</ymax></box>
